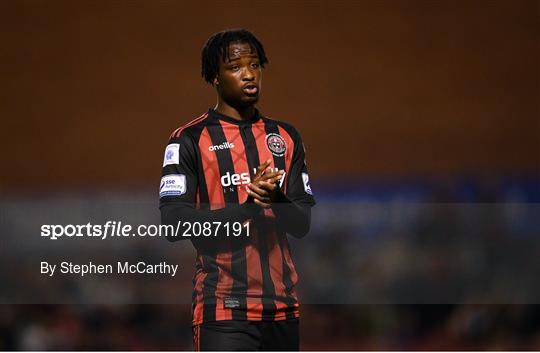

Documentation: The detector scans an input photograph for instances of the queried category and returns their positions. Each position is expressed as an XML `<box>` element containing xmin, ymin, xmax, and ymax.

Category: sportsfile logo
<box><xmin>221</xmin><ymin>168</ymin><xmax>286</xmax><ymax>190</ymax></box>
<box><xmin>209</xmin><ymin>141</ymin><xmax>234</xmax><ymax>151</ymax></box>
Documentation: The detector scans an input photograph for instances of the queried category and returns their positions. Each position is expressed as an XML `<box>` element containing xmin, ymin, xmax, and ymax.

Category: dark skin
<box><xmin>213</xmin><ymin>42</ymin><xmax>282</xmax><ymax>208</ymax></box>
<box><xmin>249</xmin><ymin>159</ymin><xmax>284</xmax><ymax>208</ymax></box>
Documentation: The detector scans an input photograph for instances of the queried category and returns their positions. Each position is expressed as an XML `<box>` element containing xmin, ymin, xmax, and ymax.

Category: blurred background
<box><xmin>0</xmin><ymin>0</ymin><xmax>539</xmax><ymax>350</ymax></box>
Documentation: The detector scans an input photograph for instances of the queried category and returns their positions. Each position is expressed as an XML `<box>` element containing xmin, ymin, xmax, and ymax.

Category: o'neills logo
<box><xmin>209</xmin><ymin>141</ymin><xmax>235</xmax><ymax>151</ymax></box>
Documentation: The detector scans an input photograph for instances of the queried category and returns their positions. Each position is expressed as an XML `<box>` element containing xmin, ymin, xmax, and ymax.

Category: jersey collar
<box><xmin>208</xmin><ymin>108</ymin><xmax>261</xmax><ymax>125</ymax></box>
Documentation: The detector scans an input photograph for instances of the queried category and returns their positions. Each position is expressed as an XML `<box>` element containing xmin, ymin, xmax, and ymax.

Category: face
<box><xmin>214</xmin><ymin>42</ymin><xmax>262</xmax><ymax>108</ymax></box>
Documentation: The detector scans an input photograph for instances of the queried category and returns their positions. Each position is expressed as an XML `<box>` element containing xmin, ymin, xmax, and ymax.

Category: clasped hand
<box><xmin>245</xmin><ymin>159</ymin><xmax>284</xmax><ymax>209</ymax></box>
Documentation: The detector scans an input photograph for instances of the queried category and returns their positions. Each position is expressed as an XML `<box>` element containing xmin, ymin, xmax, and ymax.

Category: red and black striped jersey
<box><xmin>159</xmin><ymin>108</ymin><xmax>315</xmax><ymax>326</ymax></box>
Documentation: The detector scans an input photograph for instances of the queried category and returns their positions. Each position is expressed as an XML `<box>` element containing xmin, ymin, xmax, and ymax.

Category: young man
<box><xmin>159</xmin><ymin>29</ymin><xmax>315</xmax><ymax>351</ymax></box>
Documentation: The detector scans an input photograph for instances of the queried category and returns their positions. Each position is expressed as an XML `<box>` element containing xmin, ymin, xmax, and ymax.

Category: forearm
<box><xmin>271</xmin><ymin>190</ymin><xmax>312</xmax><ymax>238</ymax></box>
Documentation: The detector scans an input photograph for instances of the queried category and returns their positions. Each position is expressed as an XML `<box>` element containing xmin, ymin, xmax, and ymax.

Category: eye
<box><xmin>231</xmin><ymin>65</ymin><xmax>240</xmax><ymax>71</ymax></box>
<box><xmin>251</xmin><ymin>62</ymin><xmax>260</xmax><ymax>69</ymax></box>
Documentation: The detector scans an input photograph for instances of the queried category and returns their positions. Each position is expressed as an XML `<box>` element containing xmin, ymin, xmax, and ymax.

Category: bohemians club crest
<box><xmin>265</xmin><ymin>133</ymin><xmax>287</xmax><ymax>157</ymax></box>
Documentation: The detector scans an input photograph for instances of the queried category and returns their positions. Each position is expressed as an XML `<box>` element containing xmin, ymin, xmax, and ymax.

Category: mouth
<box><xmin>242</xmin><ymin>84</ymin><xmax>259</xmax><ymax>95</ymax></box>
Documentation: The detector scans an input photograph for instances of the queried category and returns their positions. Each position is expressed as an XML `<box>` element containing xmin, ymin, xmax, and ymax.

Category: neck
<box><xmin>214</xmin><ymin>99</ymin><xmax>256</xmax><ymax>121</ymax></box>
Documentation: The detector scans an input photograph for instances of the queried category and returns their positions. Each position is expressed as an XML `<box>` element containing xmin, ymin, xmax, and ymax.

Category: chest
<box><xmin>199</xmin><ymin>123</ymin><xmax>291</xmax><ymax>177</ymax></box>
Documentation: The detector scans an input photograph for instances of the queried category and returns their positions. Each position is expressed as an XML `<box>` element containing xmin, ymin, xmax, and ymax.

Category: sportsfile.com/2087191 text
<box><xmin>40</xmin><ymin>221</ymin><xmax>250</xmax><ymax>240</ymax></box>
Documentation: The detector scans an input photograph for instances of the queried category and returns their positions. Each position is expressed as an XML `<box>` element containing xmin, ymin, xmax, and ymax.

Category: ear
<box><xmin>213</xmin><ymin>76</ymin><xmax>219</xmax><ymax>86</ymax></box>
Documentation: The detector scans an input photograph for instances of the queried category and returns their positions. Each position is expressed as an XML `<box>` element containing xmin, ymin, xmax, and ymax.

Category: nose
<box><xmin>242</xmin><ymin>67</ymin><xmax>255</xmax><ymax>81</ymax></box>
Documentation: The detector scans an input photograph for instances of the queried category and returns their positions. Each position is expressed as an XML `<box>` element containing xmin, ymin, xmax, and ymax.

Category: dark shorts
<box><xmin>193</xmin><ymin>319</ymin><xmax>299</xmax><ymax>351</ymax></box>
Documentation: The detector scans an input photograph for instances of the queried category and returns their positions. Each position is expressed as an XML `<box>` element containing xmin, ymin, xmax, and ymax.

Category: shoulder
<box><xmin>263</xmin><ymin>116</ymin><xmax>300</xmax><ymax>138</ymax></box>
<box><xmin>168</xmin><ymin>112</ymin><xmax>211</xmax><ymax>141</ymax></box>
<box><xmin>261</xmin><ymin>115</ymin><xmax>302</xmax><ymax>141</ymax></box>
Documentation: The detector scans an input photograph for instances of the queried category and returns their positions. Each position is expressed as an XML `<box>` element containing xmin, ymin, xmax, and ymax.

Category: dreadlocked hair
<box><xmin>201</xmin><ymin>29</ymin><xmax>268</xmax><ymax>84</ymax></box>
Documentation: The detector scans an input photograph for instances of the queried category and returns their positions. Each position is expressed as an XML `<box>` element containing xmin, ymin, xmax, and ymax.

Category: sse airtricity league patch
<box><xmin>159</xmin><ymin>174</ymin><xmax>186</xmax><ymax>197</ymax></box>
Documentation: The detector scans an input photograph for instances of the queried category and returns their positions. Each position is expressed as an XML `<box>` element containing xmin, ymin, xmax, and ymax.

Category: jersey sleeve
<box><xmin>159</xmin><ymin>130</ymin><xmax>198</xmax><ymax>207</ymax></box>
<box><xmin>286</xmin><ymin>128</ymin><xmax>316</xmax><ymax>207</ymax></box>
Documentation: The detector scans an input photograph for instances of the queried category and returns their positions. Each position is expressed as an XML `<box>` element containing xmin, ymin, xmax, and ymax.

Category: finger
<box><xmin>247</xmin><ymin>183</ymin><xmax>270</xmax><ymax>197</ymax></box>
<box><xmin>257</xmin><ymin>176</ymin><xmax>282</xmax><ymax>188</ymax></box>
<box><xmin>255</xmin><ymin>159</ymin><xmax>272</xmax><ymax>179</ymax></box>
<box><xmin>254</xmin><ymin>198</ymin><xmax>271</xmax><ymax>209</ymax></box>
<box><xmin>258</xmin><ymin>181</ymin><xmax>277</xmax><ymax>192</ymax></box>
<box><xmin>252</xmin><ymin>172</ymin><xmax>276</xmax><ymax>184</ymax></box>
<box><xmin>246</xmin><ymin>185</ymin><xmax>271</xmax><ymax>203</ymax></box>
<box><xmin>258</xmin><ymin>170</ymin><xmax>284</xmax><ymax>182</ymax></box>
<box><xmin>267</xmin><ymin>175</ymin><xmax>283</xmax><ymax>185</ymax></box>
